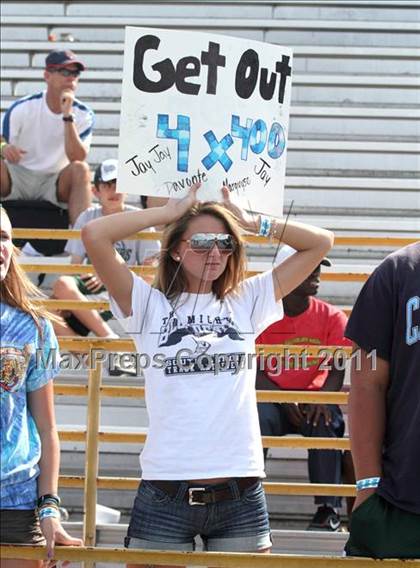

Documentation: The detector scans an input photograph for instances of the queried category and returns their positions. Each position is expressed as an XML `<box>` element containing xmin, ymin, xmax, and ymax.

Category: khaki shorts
<box><xmin>3</xmin><ymin>163</ymin><xmax>67</xmax><ymax>208</ymax></box>
<box><xmin>0</xmin><ymin>509</ymin><xmax>46</xmax><ymax>545</ymax></box>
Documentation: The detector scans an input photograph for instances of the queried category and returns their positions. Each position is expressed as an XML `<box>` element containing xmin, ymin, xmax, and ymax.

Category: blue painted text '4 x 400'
<box><xmin>156</xmin><ymin>113</ymin><xmax>286</xmax><ymax>173</ymax></box>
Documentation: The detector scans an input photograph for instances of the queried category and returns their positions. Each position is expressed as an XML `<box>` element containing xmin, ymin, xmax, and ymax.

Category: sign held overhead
<box><xmin>118</xmin><ymin>26</ymin><xmax>293</xmax><ymax>218</ymax></box>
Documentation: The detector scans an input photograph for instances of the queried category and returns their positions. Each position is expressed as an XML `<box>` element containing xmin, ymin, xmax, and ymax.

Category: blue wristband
<box><xmin>258</xmin><ymin>216</ymin><xmax>272</xmax><ymax>237</ymax></box>
<box><xmin>38</xmin><ymin>506</ymin><xmax>60</xmax><ymax>521</ymax></box>
<box><xmin>356</xmin><ymin>477</ymin><xmax>381</xmax><ymax>491</ymax></box>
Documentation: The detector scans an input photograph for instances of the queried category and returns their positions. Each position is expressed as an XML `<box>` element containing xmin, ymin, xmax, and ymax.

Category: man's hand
<box><xmin>300</xmin><ymin>403</ymin><xmax>332</xmax><ymax>427</ymax></box>
<box><xmin>283</xmin><ymin>403</ymin><xmax>305</xmax><ymax>428</ymax></box>
<box><xmin>81</xmin><ymin>273</ymin><xmax>104</xmax><ymax>293</ymax></box>
<box><xmin>2</xmin><ymin>143</ymin><xmax>26</xmax><ymax>163</ymax></box>
<box><xmin>352</xmin><ymin>487</ymin><xmax>376</xmax><ymax>513</ymax></box>
<box><xmin>60</xmin><ymin>89</ymin><xmax>75</xmax><ymax>116</ymax></box>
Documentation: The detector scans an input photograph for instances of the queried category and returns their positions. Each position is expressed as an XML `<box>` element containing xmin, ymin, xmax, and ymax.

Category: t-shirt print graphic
<box><xmin>0</xmin><ymin>344</ymin><xmax>32</xmax><ymax>392</ymax></box>
<box><xmin>158</xmin><ymin>311</ymin><xmax>245</xmax><ymax>347</ymax></box>
<box><xmin>157</xmin><ymin>311</ymin><xmax>246</xmax><ymax>376</ymax></box>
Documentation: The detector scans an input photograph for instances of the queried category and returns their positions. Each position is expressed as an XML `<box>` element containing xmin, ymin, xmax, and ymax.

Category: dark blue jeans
<box><xmin>258</xmin><ymin>402</ymin><xmax>345</xmax><ymax>508</ymax></box>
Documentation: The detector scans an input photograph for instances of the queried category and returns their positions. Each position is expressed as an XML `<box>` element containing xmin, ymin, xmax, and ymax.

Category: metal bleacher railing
<box><xmin>3</xmin><ymin>545</ymin><xmax>420</xmax><ymax>568</ymax></box>
<box><xmin>3</xmin><ymin>228</ymin><xmax>417</xmax><ymax>566</ymax></box>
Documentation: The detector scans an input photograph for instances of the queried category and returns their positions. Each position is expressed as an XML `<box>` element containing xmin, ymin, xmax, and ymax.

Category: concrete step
<box><xmin>1</xmin><ymin>0</ymin><xmax>418</xmax><ymax>24</ymax></box>
<box><xmin>2</xmin><ymin>23</ymin><xmax>417</xmax><ymax>48</ymax></box>
<box><xmin>2</xmin><ymin>41</ymin><xmax>419</xmax><ymax>75</ymax></box>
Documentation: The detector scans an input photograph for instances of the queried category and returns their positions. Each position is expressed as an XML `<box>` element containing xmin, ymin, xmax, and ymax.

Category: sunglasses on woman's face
<box><xmin>48</xmin><ymin>67</ymin><xmax>81</xmax><ymax>78</ymax></box>
<box><xmin>182</xmin><ymin>233</ymin><xmax>236</xmax><ymax>255</ymax></box>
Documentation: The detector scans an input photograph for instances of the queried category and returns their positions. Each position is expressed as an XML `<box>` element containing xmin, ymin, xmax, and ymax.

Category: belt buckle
<box><xmin>188</xmin><ymin>487</ymin><xmax>206</xmax><ymax>506</ymax></box>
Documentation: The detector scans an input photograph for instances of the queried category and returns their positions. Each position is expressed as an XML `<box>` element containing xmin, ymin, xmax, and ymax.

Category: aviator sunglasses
<box><xmin>47</xmin><ymin>67</ymin><xmax>81</xmax><ymax>78</ymax></box>
<box><xmin>182</xmin><ymin>233</ymin><xmax>236</xmax><ymax>255</ymax></box>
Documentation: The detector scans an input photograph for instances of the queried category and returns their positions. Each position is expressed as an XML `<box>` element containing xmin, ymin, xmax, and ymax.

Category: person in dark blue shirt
<box><xmin>345</xmin><ymin>242</ymin><xmax>420</xmax><ymax>558</ymax></box>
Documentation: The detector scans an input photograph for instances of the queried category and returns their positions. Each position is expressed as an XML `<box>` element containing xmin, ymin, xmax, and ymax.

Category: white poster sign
<box><xmin>118</xmin><ymin>26</ymin><xmax>292</xmax><ymax>217</ymax></box>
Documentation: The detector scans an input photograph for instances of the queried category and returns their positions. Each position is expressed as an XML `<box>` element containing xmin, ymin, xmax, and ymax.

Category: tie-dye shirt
<box><xmin>1</xmin><ymin>303</ymin><xmax>60</xmax><ymax>509</ymax></box>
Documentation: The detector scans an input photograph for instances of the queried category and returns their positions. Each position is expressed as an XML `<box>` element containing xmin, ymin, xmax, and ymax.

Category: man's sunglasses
<box><xmin>47</xmin><ymin>67</ymin><xmax>81</xmax><ymax>78</ymax></box>
<box><xmin>182</xmin><ymin>233</ymin><xmax>236</xmax><ymax>255</ymax></box>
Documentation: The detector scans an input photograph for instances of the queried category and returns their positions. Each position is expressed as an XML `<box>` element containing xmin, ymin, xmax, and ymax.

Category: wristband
<box><xmin>62</xmin><ymin>114</ymin><xmax>75</xmax><ymax>122</ymax></box>
<box><xmin>38</xmin><ymin>506</ymin><xmax>60</xmax><ymax>521</ymax></box>
<box><xmin>356</xmin><ymin>477</ymin><xmax>381</xmax><ymax>491</ymax></box>
<box><xmin>258</xmin><ymin>215</ymin><xmax>272</xmax><ymax>237</ymax></box>
<box><xmin>0</xmin><ymin>141</ymin><xmax>7</xmax><ymax>158</ymax></box>
<box><xmin>37</xmin><ymin>494</ymin><xmax>61</xmax><ymax>508</ymax></box>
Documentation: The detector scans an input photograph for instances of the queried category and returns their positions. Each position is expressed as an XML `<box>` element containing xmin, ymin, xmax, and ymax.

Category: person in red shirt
<box><xmin>256</xmin><ymin>246</ymin><xmax>351</xmax><ymax>531</ymax></box>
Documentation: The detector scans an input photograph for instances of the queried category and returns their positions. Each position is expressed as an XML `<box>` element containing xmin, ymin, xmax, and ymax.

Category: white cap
<box><xmin>94</xmin><ymin>159</ymin><xmax>118</xmax><ymax>184</ymax></box>
<box><xmin>275</xmin><ymin>245</ymin><xmax>332</xmax><ymax>267</ymax></box>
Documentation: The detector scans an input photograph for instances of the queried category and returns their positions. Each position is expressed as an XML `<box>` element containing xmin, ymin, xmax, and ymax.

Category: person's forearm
<box><xmin>321</xmin><ymin>367</ymin><xmax>345</xmax><ymax>391</ymax></box>
<box><xmin>37</xmin><ymin>428</ymin><xmax>60</xmax><ymax>497</ymax></box>
<box><xmin>348</xmin><ymin>372</ymin><xmax>386</xmax><ymax>479</ymax></box>
<box><xmin>64</xmin><ymin>121</ymin><xmax>88</xmax><ymax>161</ymax></box>
<box><xmin>244</xmin><ymin>216</ymin><xmax>333</xmax><ymax>255</ymax></box>
<box><xmin>82</xmin><ymin>206</ymin><xmax>169</xmax><ymax>248</ymax></box>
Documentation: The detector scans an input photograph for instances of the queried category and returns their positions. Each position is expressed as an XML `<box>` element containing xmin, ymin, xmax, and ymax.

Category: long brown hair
<box><xmin>0</xmin><ymin>206</ymin><xmax>58</xmax><ymax>331</ymax></box>
<box><xmin>154</xmin><ymin>202</ymin><xmax>246</xmax><ymax>301</ymax></box>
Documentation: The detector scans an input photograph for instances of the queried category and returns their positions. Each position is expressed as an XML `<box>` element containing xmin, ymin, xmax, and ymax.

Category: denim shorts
<box><xmin>125</xmin><ymin>478</ymin><xmax>271</xmax><ymax>552</ymax></box>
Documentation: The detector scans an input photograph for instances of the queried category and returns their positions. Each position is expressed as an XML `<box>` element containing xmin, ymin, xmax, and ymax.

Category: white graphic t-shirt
<box><xmin>110</xmin><ymin>270</ymin><xmax>283</xmax><ymax>480</ymax></box>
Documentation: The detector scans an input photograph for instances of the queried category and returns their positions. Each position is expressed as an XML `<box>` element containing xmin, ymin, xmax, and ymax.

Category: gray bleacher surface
<box><xmin>1</xmin><ymin>0</ymin><xmax>419</xmax><ymax>550</ymax></box>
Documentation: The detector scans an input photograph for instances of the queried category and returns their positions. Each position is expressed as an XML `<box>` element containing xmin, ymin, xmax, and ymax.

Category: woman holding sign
<box><xmin>82</xmin><ymin>184</ymin><xmax>333</xmax><ymax>562</ymax></box>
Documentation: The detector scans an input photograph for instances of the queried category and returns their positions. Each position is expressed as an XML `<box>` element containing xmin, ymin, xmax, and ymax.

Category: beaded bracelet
<box><xmin>38</xmin><ymin>506</ymin><xmax>61</xmax><ymax>522</ymax></box>
<box><xmin>356</xmin><ymin>477</ymin><xmax>381</xmax><ymax>491</ymax></box>
<box><xmin>258</xmin><ymin>215</ymin><xmax>272</xmax><ymax>237</ymax></box>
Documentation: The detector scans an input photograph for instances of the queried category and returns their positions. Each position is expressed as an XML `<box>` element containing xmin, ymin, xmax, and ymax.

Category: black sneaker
<box><xmin>307</xmin><ymin>505</ymin><xmax>341</xmax><ymax>531</ymax></box>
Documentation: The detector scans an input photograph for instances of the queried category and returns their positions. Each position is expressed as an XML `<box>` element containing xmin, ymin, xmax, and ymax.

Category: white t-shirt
<box><xmin>2</xmin><ymin>91</ymin><xmax>94</xmax><ymax>173</ymax></box>
<box><xmin>110</xmin><ymin>270</ymin><xmax>283</xmax><ymax>480</ymax></box>
<box><xmin>65</xmin><ymin>204</ymin><xmax>160</xmax><ymax>264</ymax></box>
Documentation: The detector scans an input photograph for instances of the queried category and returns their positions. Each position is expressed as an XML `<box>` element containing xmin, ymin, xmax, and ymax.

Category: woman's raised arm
<box><xmin>268</xmin><ymin>219</ymin><xmax>333</xmax><ymax>300</ymax></box>
<box><xmin>82</xmin><ymin>184</ymin><xmax>200</xmax><ymax>316</ymax></box>
<box><xmin>221</xmin><ymin>187</ymin><xmax>334</xmax><ymax>302</ymax></box>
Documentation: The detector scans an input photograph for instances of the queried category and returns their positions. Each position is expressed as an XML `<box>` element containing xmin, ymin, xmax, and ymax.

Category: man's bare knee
<box><xmin>69</xmin><ymin>160</ymin><xmax>90</xmax><ymax>179</ymax></box>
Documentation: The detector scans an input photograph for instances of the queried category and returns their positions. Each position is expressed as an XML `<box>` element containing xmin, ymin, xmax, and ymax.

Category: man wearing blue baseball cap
<box><xmin>0</xmin><ymin>50</ymin><xmax>94</xmax><ymax>224</ymax></box>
